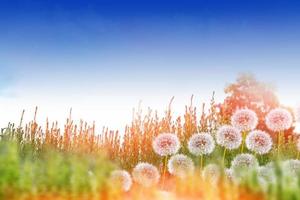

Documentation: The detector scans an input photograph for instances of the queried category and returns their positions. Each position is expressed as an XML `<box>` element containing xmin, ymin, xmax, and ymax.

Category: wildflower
<box><xmin>167</xmin><ymin>154</ymin><xmax>195</xmax><ymax>178</ymax></box>
<box><xmin>231</xmin><ymin>153</ymin><xmax>258</xmax><ymax>177</ymax></box>
<box><xmin>202</xmin><ymin>164</ymin><xmax>221</xmax><ymax>185</ymax></box>
<box><xmin>281</xmin><ymin>159</ymin><xmax>300</xmax><ymax>176</ymax></box>
<box><xmin>265</xmin><ymin>161</ymin><xmax>275</xmax><ymax>169</ymax></box>
<box><xmin>188</xmin><ymin>133</ymin><xmax>215</xmax><ymax>156</ymax></box>
<box><xmin>224</xmin><ymin>168</ymin><xmax>237</xmax><ymax>183</ymax></box>
<box><xmin>279</xmin><ymin>159</ymin><xmax>300</xmax><ymax>186</ymax></box>
<box><xmin>257</xmin><ymin>165</ymin><xmax>276</xmax><ymax>184</ymax></box>
<box><xmin>231</xmin><ymin>109</ymin><xmax>258</xmax><ymax>131</ymax></box>
<box><xmin>216</xmin><ymin>125</ymin><xmax>242</xmax><ymax>150</ymax></box>
<box><xmin>231</xmin><ymin>153</ymin><xmax>259</xmax><ymax>169</ymax></box>
<box><xmin>245</xmin><ymin>130</ymin><xmax>273</xmax><ymax>155</ymax></box>
<box><xmin>152</xmin><ymin>133</ymin><xmax>180</xmax><ymax>156</ymax></box>
<box><xmin>132</xmin><ymin>162</ymin><xmax>160</xmax><ymax>187</ymax></box>
<box><xmin>110</xmin><ymin>170</ymin><xmax>133</xmax><ymax>192</ymax></box>
<box><xmin>265</xmin><ymin>108</ymin><xmax>293</xmax><ymax>132</ymax></box>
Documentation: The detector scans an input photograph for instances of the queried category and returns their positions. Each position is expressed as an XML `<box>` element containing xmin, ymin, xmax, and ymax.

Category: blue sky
<box><xmin>1</xmin><ymin>0</ymin><xmax>300</xmax><ymax>130</ymax></box>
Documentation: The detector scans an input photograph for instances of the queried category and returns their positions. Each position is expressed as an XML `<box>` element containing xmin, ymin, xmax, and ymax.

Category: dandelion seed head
<box><xmin>266</xmin><ymin>108</ymin><xmax>293</xmax><ymax>132</ymax></box>
<box><xmin>231</xmin><ymin>153</ymin><xmax>259</xmax><ymax>176</ymax></box>
<box><xmin>264</xmin><ymin>162</ymin><xmax>275</xmax><ymax>173</ymax></box>
<box><xmin>224</xmin><ymin>168</ymin><xmax>239</xmax><ymax>183</ymax></box>
<box><xmin>110</xmin><ymin>170</ymin><xmax>132</xmax><ymax>192</ymax></box>
<box><xmin>257</xmin><ymin>166</ymin><xmax>276</xmax><ymax>184</ymax></box>
<box><xmin>282</xmin><ymin>159</ymin><xmax>300</xmax><ymax>176</ymax></box>
<box><xmin>231</xmin><ymin>109</ymin><xmax>258</xmax><ymax>131</ymax></box>
<box><xmin>167</xmin><ymin>154</ymin><xmax>195</xmax><ymax>178</ymax></box>
<box><xmin>202</xmin><ymin>164</ymin><xmax>221</xmax><ymax>185</ymax></box>
<box><xmin>152</xmin><ymin>133</ymin><xmax>180</xmax><ymax>156</ymax></box>
<box><xmin>188</xmin><ymin>133</ymin><xmax>215</xmax><ymax>156</ymax></box>
<box><xmin>245</xmin><ymin>130</ymin><xmax>273</xmax><ymax>155</ymax></box>
<box><xmin>216</xmin><ymin>125</ymin><xmax>242</xmax><ymax>150</ymax></box>
<box><xmin>224</xmin><ymin>168</ymin><xmax>233</xmax><ymax>180</ymax></box>
<box><xmin>280</xmin><ymin>160</ymin><xmax>300</xmax><ymax>186</ymax></box>
<box><xmin>132</xmin><ymin>162</ymin><xmax>160</xmax><ymax>187</ymax></box>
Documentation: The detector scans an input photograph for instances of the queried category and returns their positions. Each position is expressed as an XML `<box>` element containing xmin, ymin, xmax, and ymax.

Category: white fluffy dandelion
<box><xmin>282</xmin><ymin>159</ymin><xmax>300</xmax><ymax>176</ymax></box>
<box><xmin>202</xmin><ymin>164</ymin><xmax>221</xmax><ymax>185</ymax></box>
<box><xmin>280</xmin><ymin>160</ymin><xmax>300</xmax><ymax>186</ymax></box>
<box><xmin>110</xmin><ymin>170</ymin><xmax>133</xmax><ymax>192</ymax></box>
<box><xmin>224</xmin><ymin>168</ymin><xmax>239</xmax><ymax>183</ymax></box>
<box><xmin>152</xmin><ymin>133</ymin><xmax>180</xmax><ymax>156</ymax></box>
<box><xmin>245</xmin><ymin>130</ymin><xmax>273</xmax><ymax>155</ymax></box>
<box><xmin>167</xmin><ymin>154</ymin><xmax>195</xmax><ymax>178</ymax></box>
<box><xmin>231</xmin><ymin>109</ymin><xmax>258</xmax><ymax>131</ymax></box>
<box><xmin>265</xmin><ymin>161</ymin><xmax>275</xmax><ymax>169</ymax></box>
<box><xmin>132</xmin><ymin>162</ymin><xmax>160</xmax><ymax>187</ymax></box>
<box><xmin>266</xmin><ymin>108</ymin><xmax>293</xmax><ymax>132</ymax></box>
<box><xmin>231</xmin><ymin>153</ymin><xmax>259</xmax><ymax>176</ymax></box>
<box><xmin>257</xmin><ymin>165</ymin><xmax>276</xmax><ymax>184</ymax></box>
<box><xmin>216</xmin><ymin>125</ymin><xmax>242</xmax><ymax>150</ymax></box>
<box><xmin>188</xmin><ymin>133</ymin><xmax>215</xmax><ymax>156</ymax></box>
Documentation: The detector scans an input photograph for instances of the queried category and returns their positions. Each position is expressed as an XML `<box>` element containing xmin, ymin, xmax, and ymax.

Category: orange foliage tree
<box><xmin>218</xmin><ymin>74</ymin><xmax>294</xmax><ymax>136</ymax></box>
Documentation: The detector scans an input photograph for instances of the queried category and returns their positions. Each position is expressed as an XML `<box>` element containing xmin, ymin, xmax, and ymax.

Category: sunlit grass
<box><xmin>0</xmin><ymin>88</ymin><xmax>300</xmax><ymax>199</ymax></box>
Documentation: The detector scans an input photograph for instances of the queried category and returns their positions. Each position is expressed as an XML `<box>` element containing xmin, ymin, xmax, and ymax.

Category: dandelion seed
<box><xmin>132</xmin><ymin>162</ymin><xmax>160</xmax><ymax>187</ymax></box>
<box><xmin>231</xmin><ymin>153</ymin><xmax>259</xmax><ymax>169</ymax></box>
<box><xmin>257</xmin><ymin>165</ymin><xmax>276</xmax><ymax>184</ymax></box>
<box><xmin>266</xmin><ymin>108</ymin><xmax>292</xmax><ymax>156</ymax></box>
<box><xmin>231</xmin><ymin>153</ymin><xmax>258</xmax><ymax>177</ymax></box>
<box><xmin>110</xmin><ymin>170</ymin><xmax>133</xmax><ymax>192</ymax></box>
<box><xmin>246</xmin><ymin>130</ymin><xmax>273</xmax><ymax>155</ymax></box>
<box><xmin>279</xmin><ymin>159</ymin><xmax>300</xmax><ymax>186</ymax></box>
<box><xmin>231</xmin><ymin>109</ymin><xmax>258</xmax><ymax>131</ymax></box>
<box><xmin>265</xmin><ymin>161</ymin><xmax>275</xmax><ymax>169</ymax></box>
<box><xmin>202</xmin><ymin>164</ymin><xmax>221</xmax><ymax>185</ymax></box>
<box><xmin>167</xmin><ymin>154</ymin><xmax>195</xmax><ymax>178</ymax></box>
<box><xmin>224</xmin><ymin>168</ymin><xmax>237</xmax><ymax>183</ymax></box>
<box><xmin>216</xmin><ymin>125</ymin><xmax>242</xmax><ymax>150</ymax></box>
<box><xmin>282</xmin><ymin>159</ymin><xmax>300</xmax><ymax>176</ymax></box>
<box><xmin>266</xmin><ymin>108</ymin><xmax>293</xmax><ymax>132</ymax></box>
<box><xmin>152</xmin><ymin>133</ymin><xmax>180</xmax><ymax>157</ymax></box>
<box><xmin>188</xmin><ymin>133</ymin><xmax>215</xmax><ymax>156</ymax></box>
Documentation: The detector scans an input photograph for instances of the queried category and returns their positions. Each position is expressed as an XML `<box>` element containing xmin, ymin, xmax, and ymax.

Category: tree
<box><xmin>219</xmin><ymin>73</ymin><xmax>294</xmax><ymax>136</ymax></box>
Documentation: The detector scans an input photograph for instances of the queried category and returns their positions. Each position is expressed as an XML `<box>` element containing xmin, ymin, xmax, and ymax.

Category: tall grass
<box><xmin>1</xmin><ymin>93</ymin><xmax>300</xmax><ymax>199</ymax></box>
<box><xmin>0</xmin><ymin>138</ymin><xmax>114</xmax><ymax>199</ymax></box>
<box><xmin>3</xmin><ymin>94</ymin><xmax>221</xmax><ymax>168</ymax></box>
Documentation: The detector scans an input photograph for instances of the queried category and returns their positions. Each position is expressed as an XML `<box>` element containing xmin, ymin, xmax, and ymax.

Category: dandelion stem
<box><xmin>240</xmin><ymin>131</ymin><xmax>246</xmax><ymax>153</ymax></box>
<box><xmin>200</xmin><ymin>154</ymin><xmax>203</xmax><ymax>170</ymax></box>
<box><xmin>222</xmin><ymin>148</ymin><xmax>227</xmax><ymax>166</ymax></box>
<box><xmin>277</xmin><ymin>131</ymin><xmax>282</xmax><ymax>157</ymax></box>
<box><xmin>297</xmin><ymin>151</ymin><xmax>299</xmax><ymax>160</ymax></box>
<box><xmin>260</xmin><ymin>154</ymin><xmax>263</xmax><ymax>163</ymax></box>
<box><xmin>162</xmin><ymin>156</ymin><xmax>168</xmax><ymax>188</ymax></box>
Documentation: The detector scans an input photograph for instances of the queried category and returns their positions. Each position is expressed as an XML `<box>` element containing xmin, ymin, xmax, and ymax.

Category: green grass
<box><xmin>0</xmin><ymin>137</ymin><xmax>115</xmax><ymax>199</ymax></box>
<box><xmin>1</xmin><ymin>120</ymin><xmax>300</xmax><ymax>200</ymax></box>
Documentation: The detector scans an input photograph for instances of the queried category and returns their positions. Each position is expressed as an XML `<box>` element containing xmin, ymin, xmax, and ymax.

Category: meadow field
<box><xmin>1</xmin><ymin>75</ymin><xmax>300</xmax><ymax>200</ymax></box>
